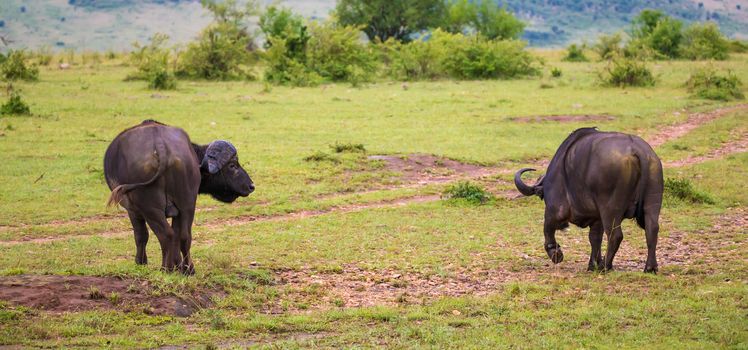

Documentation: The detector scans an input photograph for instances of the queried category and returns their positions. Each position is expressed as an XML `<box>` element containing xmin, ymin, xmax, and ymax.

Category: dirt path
<box><xmin>647</xmin><ymin>104</ymin><xmax>748</xmax><ymax>148</ymax></box>
<box><xmin>665</xmin><ymin>131</ymin><xmax>748</xmax><ymax>167</ymax></box>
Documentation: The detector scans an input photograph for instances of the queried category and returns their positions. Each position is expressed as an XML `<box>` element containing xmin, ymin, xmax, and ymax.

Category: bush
<box><xmin>550</xmin><ymin>67</ymin><xmax>562</xmax><ymax>78</ymax></box>
<box><xmin>729</xmin><ymin>39</ymin><xmax>748</xmax><ymax>53</ymax></box>
<box><xmin>178</xmin><ymin>0</ymin><xmax>258</xmax><ymax>80</ymax></box>
<box><xmin>1</xmin><ymin>90</ymin><xmax>31</xmax><ymax>116</ymax></box>
<box><xmin>1</xmin><ymin>50</ymin><xmax>39</xmax><ymax>81</ymax></box>
<box><xmin>127</xmin><ymin>33</ymin><xmax>177</xmax><ymax>90</ymax></box>
<box><xmin>444</xmin><ymin>0</ymin><xmax>525</xmax><ymax>40</ymax></box>
<box><xmin>305</xmin><ymin>21</ymin><xmax>377</xmax><ymax>85</ymax></box>
<box><xmin>442</xmin><ymin>181</ymin><xmax>493</xmax><ymax>204</ymax></box>
<box><xmin>598</xmin><ymin>56</ymin><xmax>655</xmax><ymax>87</ymax></box>
<box><xmin>259</xmin><ymin>5</ymin><xmax>309</xmax><ymax>57</ymax></box>
<box><xmin>262</xmin><ymin>36</ymin><xmax>321</xmax><ymax>86</ymax></box>
<box><xmin>680</xmin><ymin>23</ymin><xmax>729</xmax><ymax>60</ymax></box>
<box><xmin>685</xmin><ymin>67</ymin><xmax>743</xmax><ymax>101</ymax></box>
<box><xmin>562</xmin><ymin>43</ymin><xmax>588</xmax><ymax>62</ymax></box>
<box><xmin>664</xmin><ymin>178</ymin><xmax>715</xmax><ymax>205</ymax></box>
<box><xmin>377</xmin><ymin>38</ymin><xmax>447</xmax><ymax>80</ymax></box>
<box><xmin>630</xmin><ymin>10</ymin><xmax>683</xmax><ymax>59</ymax></box>
<box><xmin>594</xmin><ymin>33</ymin><xmax>624</xmax><ymax>60</ymax></box>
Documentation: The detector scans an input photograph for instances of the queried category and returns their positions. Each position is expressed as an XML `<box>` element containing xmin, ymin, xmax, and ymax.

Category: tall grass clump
<box><xmin>1</xmin><ymin>50</ymin><xmax>39</xmax><ymax>82</ymax></box>
<box><xmin>442</xmin><ymin>181</ymin><xmax>493</xmax><ymax>204</ymax></box>
<box><xmin>664</xmin><ymin>177</ymin><xmax>715</xmax><ymax>205</ymax></box>
<box><xmin>685</xmin><ymin>67</ymin><xmax>743</xmax><ymax>101</ymax></box>
<box><xmin>598</xmin><ymin>56</ymin><xmax>655</xmax><ymax>87</ymax></box>
<box><xmin>562</xmin><ymin>43</ymin><xmax>588</xmax><ymax>62</ymax></box>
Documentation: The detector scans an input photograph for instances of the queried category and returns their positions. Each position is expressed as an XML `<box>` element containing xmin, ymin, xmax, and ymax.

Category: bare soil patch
<box><xmin>665</xmin><ymin>131</ymin><xmax>748</xmax><ymax>167</ymax></box>
<box><xmin>0</xmin><ymin>275</ymin><xmax>218</xmax><ymax>317</ymax></box>
<box><xmin>368</xmin><ymin>154</ymin><xmax>496</xmax><ymax>186</ymax></box>
<box><xmin>270</xmin><ymin>264</ymin><xmax>530</xmax><ymax>312</ymax></box>
<box><xmin>511</xmin><ymin>115</ymin><xmax>616</xmax><ymax>123</ymax></box>
<box><xmin>648</xmin><ymin>104</ymin><xmax>748</xmax><ymax>148</ymax></box>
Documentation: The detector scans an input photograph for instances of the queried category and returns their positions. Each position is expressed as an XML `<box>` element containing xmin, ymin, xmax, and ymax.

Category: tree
<box><xmin>259</xmin><ymin>5</ymin><xmax>309</xmax><ymax>60</ymax></box>
<box><xmin>335</xmin><ymin>0</ymin><xmax>446</xmax><ymax>42</ymax></box>
<box><xmin>178</xmin><ymin>0</ymin><xmax>260</xmax><ymax>80</ymax></box>
<box><xmin>443</xmin><ymin>0</ymin><xmax>524</xmax><ymax>40</ymax></box>
<box><xmin>630</xmin><ymin>9</ymin><xmax>683</xmax><ymax>59</ymax></box>
<box><xmin>631</xmin><ymin>9</ymin><xmax>665</xmax><ymax>40</ymax></box>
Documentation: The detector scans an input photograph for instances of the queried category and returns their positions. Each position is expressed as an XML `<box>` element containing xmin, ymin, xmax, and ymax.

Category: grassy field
<box><xmin>0</xmin><ymin>51</ymin><xmax>746</xmax><ymax>348</ymax></box>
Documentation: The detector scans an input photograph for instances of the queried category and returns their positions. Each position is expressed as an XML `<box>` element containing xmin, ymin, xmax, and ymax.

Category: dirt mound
<box><xmin>511</xmin><ymin>115</ymin><xmax>616</xmax><ymax>123</ymax></box>
<box><xmin>0</xmin><ymin>275</ymin><xmax>217</xmax><ymax>317</ymax></box>
<box><xmin>368</xmin><ymin>154</ymin><xmax>494</xmax><ymax>185</ymax></box>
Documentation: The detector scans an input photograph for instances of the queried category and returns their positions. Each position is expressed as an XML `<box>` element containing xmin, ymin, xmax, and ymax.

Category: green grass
<box><xmin>0</xmin><ymin>52</ymin><xmax>747</xmax><ymax>348</ymax></box>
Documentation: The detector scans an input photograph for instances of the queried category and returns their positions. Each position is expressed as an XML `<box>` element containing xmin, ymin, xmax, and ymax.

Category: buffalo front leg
<box><xmin>543</xmin><ymin>218</ymin><xmax>564</xmax><ymax>264</ymax></box>
<box><xmin>172</xmin><ymin>210</ymin><xmax>196</xmax><ymax>276</ymax></box>
<box><xmin>587</xmin><ymin>221</ymin><xmax>604</xmax><ymax>271</ymax></box>
<box><xmin>127</xmin><ymin>211</ymin><xmax>149</xmax><ymax>265</ymax></box>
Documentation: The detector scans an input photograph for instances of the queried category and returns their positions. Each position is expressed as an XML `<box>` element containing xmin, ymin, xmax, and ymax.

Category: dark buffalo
<box><xmin>104</xmin><ymin>120</ymin><xmax>254</xmax><ymax>274</ymax></box>
<box><xmin>514</xmin><ymin>127</ymin><xmax>663</xmax><ymax>273</ymax></box>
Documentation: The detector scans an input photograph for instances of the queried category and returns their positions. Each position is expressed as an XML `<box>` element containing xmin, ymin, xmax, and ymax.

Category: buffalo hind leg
<box><xmin>172</xmin><ymin>210</ymin><xmax>195</xmax><ymax>276</ymax></box>
<box><xmin>643</xmin><ymin>203</ymin><xmax>661</xmax><ymax>273</ymax></box>
<box><xmin>602</xmin><ymin>214</ymin><xmax>624</xmax><ymax>271</ymax></box>
<box><xmin>128</xmin><ymin>211</ymin><xmax>149</xmax><ymax>265</ymax></box>
<box><xmin>587</xmin><ymin>221</ymin><xmax>604</xmax><ymax>271</ymax></box>
<box><xmin>144</xmin><ymin>211</ymin><xmax>181</xmax><ymax>272</ymax></box>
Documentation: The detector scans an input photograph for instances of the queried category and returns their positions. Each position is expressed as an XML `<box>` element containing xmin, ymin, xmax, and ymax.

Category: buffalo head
<box><xmin>198</xmin><ymin>140</ymin><xmax>254</xmax><ymax>203</ymax></box>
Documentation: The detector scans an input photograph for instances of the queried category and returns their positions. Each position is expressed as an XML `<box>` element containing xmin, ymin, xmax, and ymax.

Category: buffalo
<box><xmin>514</xmin><ymin>127</ymin><xmax>663</xmax><ymax>273</ymax></box>
<box><xmin>104</xmin><ymin>120</ymin><xmax>254</xmax><ymax>274</ymax></box>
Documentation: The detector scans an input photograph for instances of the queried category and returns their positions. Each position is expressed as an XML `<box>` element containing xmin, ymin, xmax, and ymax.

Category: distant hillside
<box><xmin>0</xmin><ymin>0</ymin><xmax>745</xmax><ymax>50</ymax></box>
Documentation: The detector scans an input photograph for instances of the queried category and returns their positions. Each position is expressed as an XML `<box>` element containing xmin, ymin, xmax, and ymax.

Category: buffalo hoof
<box><xmin>548</xmin><ymin>248</ymin><xmax>564</xmax><ymax>264</ymax></box>
<box><xmin>135</xmin><ymin>256</ymin><xmax>148</xmax><ymax>265</ymax></box>
<box><xmin>180</xmin><ymin>263</ymin><xmax>195</xmax><ymax>276</ymax></box>
<box><xmin>644</xmin><ymin>265</ymin><xmax>658</xmax><ymax>274</ymax></box>
<box><xmin>587</xmin><ymin>263</ymin><xmax>603</xmax><ymax>272</ymax></box>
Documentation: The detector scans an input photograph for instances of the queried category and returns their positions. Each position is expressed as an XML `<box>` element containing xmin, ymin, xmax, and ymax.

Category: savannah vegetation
<box><xmin>0</xmin><ymin>1</ymin><xmax>747</xmax><ymax>348</ymax></box>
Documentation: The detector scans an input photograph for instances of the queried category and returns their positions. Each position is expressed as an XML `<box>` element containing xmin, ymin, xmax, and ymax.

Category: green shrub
<box><xmin>127</xmin><ymin>33</ymin><xmax>177</xmax><ymax>90</ymax></box>
<box><xmin>680</xmin><ymin>23</ymin><xmax>730</xmax><ymax>60</ymax></box>
<box><xmin>562</xmin><ymin>43</ymin><xmax>588</xmax><ymax>62</ymax></box>
<box><xmin>630</xmin><ymin>10</ymin><xmax>683</xmax><ymax>59</ymax></box>
<box><xmin>728</xmin><ymin>39</ymin><xmax>748</xmax><ymax>53</ymax></box>
<box><xmin>436</xmin><ymin>30</ymin><xmax>538</xmax><ymax>80</ymax></box>
<box><xmin>377</xmin><ymin>38</ymin><xmax>447</xmax><ymax>80</ymax></box>
<box><xmin>444</xmin><ymin>0</ymin><xmax>525</xmax><ymax>40</ymax></box>
<box><xmin>550</xmin><ymin>67</ymin><xmax>562</xmax><ymax>78</ymax></box>
<box><xmin>594</xmin><ymin>33</ymin><xmax>624</xmax><ymax>60</ymax></box>
<box><xmin>262</xmin><ymin>36</ymin><xmax>321</xmax><ymax>86</ymax></box>
<box><xmin>305</xmin><ymin>21</ymin><xmax>378</xmax><ymax>85</ymax></box>
<box><xmin>259</xmin><ymin>5</ymin><xmax>309</xmax><ymax>58</ymax></box>
<box><xmin>685</xmin><ymin>67</ymin><xmax>743</xmax><ymax>101</ymax></box>
<box><xmin>442</xmin><ymin>181</ymin><xmax>493</xmax><ymax>204</ymax></box>
<box><xmin>664</xmin><ymin>177</ymin><xmax>715</xmax><ymax>205</ymax></box>
<box><xmin>330</xmin><ymin>142</ymin><xmax>366</xmax><ymax>153</ymax></box>
<box><xmin>1</xmin><ymin>90</ymin><xmax>31</xmax><ymax>116</ymax></box>
<box><xmin>598</xmin><ymin>56</ymin><xmax>655</xmax><ymax>87</ymax></box>
<box><xmin>1</xmin><ymin>50</ymin><xmax>39</xmax><ymax>81</ymax></box>
<box><xmin>178</xmin><ymin>0</ymin><xmax>258</xmax><ymax>80</ymax></box>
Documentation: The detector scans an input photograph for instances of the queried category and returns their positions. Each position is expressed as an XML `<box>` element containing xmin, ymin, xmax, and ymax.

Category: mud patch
<box><xmin>368</xmin><ymin>154</ymin><xmax>494</xmax><ymax>185</ymax></box>
<box><xmin>0</xmin><ymin>275</ymin><xmax>218</xmax><ymax>316</ymax></box>
<box><xmin>511</xmin><ymin>115</ymin><xmax>616</xmax><ymax>123</ymax></box>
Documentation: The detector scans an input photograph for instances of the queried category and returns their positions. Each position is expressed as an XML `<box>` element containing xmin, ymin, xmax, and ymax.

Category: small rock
<box><xmin>59</xmin><ymin>63</ymin><xmax>70</xmax><ymax>70</ymax></box>
<box><xmin>451</xmin><ymin>310</ymin><xmax>461</xmax><ymax>316</ymax></box>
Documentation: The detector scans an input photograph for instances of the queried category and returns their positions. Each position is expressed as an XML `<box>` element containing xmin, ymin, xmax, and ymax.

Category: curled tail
<box><xmin>107</xmin><ymin>141</ymin><xmax>168</xmax><ymax>207</ymax></box>
<box><xmin>634</xmin><ymin>153</ymin><xmax>649</xmax><ymax>230</ymax></box>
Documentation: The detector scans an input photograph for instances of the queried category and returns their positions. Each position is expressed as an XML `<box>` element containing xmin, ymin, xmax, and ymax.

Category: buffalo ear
<box><xmin>201</xmin><ymin>140</ymin><xmax>237</xmax><ymax>175</ymax></box>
